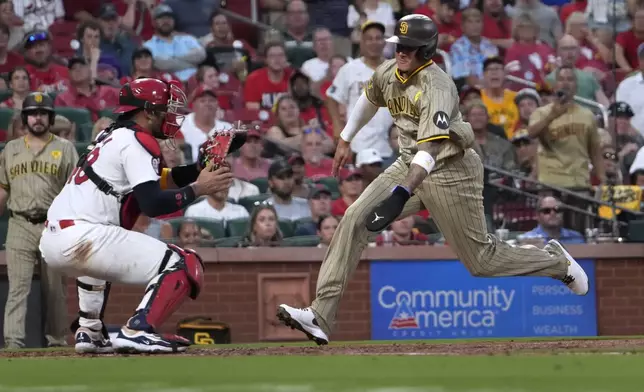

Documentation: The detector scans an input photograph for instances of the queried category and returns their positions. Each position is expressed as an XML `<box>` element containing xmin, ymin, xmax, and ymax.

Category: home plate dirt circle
<box><xmin>3</xmin><ymin>339</ymin><xmax>644</xmax><ymax>358</ymax></box>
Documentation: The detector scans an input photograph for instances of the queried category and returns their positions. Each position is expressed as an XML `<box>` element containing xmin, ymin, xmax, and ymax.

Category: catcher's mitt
<box><xmin>197</xmin><ymin>129</ymin><xmax>240</xmax><ymax>170</ymax></box>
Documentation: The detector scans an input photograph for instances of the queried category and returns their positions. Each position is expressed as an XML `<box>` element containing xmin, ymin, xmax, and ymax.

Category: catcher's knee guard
<box><xmin>71</xmin><ymin>277</ymin><xmax>111</xmax><ymax>338</ymax></box>
<box><xmin>130</xmin><ymin>244</ymin><xmax>205</xmax><ymax>331</ymax></box>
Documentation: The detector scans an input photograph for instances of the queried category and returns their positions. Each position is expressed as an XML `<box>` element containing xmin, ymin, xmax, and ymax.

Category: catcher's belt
<box><xmin>176</xmin><ymin>316</ymin><xmax>231</xmax><ymax>344</ymax></box>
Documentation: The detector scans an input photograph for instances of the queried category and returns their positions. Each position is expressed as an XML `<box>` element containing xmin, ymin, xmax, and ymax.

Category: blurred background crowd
<box><xmin>0</xmin><ymin>0</ymin><xmax>643</xmax><ymax>249</ymax></box>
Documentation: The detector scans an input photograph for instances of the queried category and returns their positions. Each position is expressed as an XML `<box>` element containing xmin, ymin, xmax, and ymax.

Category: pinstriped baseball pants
<box><xmin>311</xmin><ymin>148</ymin><xmax>569</xmax><ymax>336</ymax></box>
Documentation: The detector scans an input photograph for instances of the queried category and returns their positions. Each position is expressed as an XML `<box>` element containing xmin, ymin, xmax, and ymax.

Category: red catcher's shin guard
<box><xmin>140</xmin><ymin>246</ymin><xmax>205</xmax><ymax>330</ymax></box>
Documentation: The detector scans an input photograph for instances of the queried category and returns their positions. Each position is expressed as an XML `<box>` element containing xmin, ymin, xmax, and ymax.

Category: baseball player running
<box><xmin>278</xmin><ymin>14</ymin><xmax>589</xmax><ymax>345</ymax></box>
<box><xmin>0</xmin><ymin>92</ymin><xmax>78</xmax><ymax>349</ymax></box>
<box><xmin>40</xmin><ymin>78</ymin><xmax>236</xmax><ymax>354</ymax></box>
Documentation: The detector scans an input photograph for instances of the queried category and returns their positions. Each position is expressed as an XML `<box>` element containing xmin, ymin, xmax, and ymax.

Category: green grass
<box><xmin>0</xmin><ymin>351</ymin><xmax>642</xmax><ymax>391</ymax></box>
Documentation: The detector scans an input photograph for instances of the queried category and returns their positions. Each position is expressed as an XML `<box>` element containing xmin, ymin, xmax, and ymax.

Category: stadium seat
<box><xmin>294</xmin><ymin>217</ymin><xmax>315</xmax><ymax>233</ymax></box>
<box><xmin>316</xmin><ymin>177</ymin><xmax>339</xmax><ymax>195</ymax></box>
<box><xmin>238</xmin><ymin>194</ymin><xmax>270</xmax><ymax>212</ymax></box>
<box><xmin>167</xmin><ymin>217</ymin><xmax>226</xmax><ymax>239</ymax></box>
<box><xmin>278</xmin><ymin>219</ymin><xmax>295</xmax><ymax>238</ymax></box>
<box><xmin>55</xmin><ymin>108</ymin><xmax>93</xmax><ymax>142</ymax></box>
<box><xmin>281</xmin><ymin>235</ymin><xmax>320</xmax><ymax>247</ymax></box>
<box><xmin>213</xmin><ymin>236</ymin><xmax>242</xmax><ymax>248</ymax></box>
<box><xmin>0</xmin><ymin>91</ymin><xmax>11</xmax><ymax>102</ymax></box>
<box><xmin>226</xmin><ymin>218</ymin><xmax>249</xmax><ymax>237</ymax></box>
<box><xmin>250</xmin><ymin>177</ymin><xmax>269</xmax><ymax>193</ymax></box>
<box><xmin>0</xmin><ymin>107</ymin><xmax>14</xmax><ymax>131</ymax></box>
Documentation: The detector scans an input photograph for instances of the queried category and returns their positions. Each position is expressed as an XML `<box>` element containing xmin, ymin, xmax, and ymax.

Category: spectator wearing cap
<box><xmin>143</xmin><ymin>4</ymin><xmax>206</xmax><ymax>82</ymax></box>
<box><xmin>459</xmin><ymin>86</ymin><xmax>482</xmax><ymax>111</ymax></box>
<box><xmin>521</xmin><ymin>196</ymin><xmax>585</xmax><ymax>244</ymax></box>
<box><xmin>300</xmin><ymin>129</ymin><xmax>335</xmax><ymax>180</ymax></box>
<box><xmin>509</xmin><ymin>0</ymin><xmax>562</xmax><ymax>48</ymax></box>
<box><xmin>480</xmin><ymin>57</ymin><xmax>519</xmax><ymax>139</ymax></box>
<box><xmin>0</xmin><ymin>23</ymin><xmax>23</xmax><ymax>74</ymax></box>
<box><xmin>294</xmin><ymin>184</ymin><xmax>333</xmax><ymax>236</ymax></box>
<box><xmin>597</xmin><ymin>144</ymin><xmax>624</xmax><ymax>186</ymax></box>
<box><xmin>375</xmin><ymin>216</ymin><xmax>429</xmax><ymax>246</ymax></box>
<box><xmin>331</xmin><ymin>170</ymin><xmax>365</xmax><ymax>216</ymax></box>
<box><xmin>244</xmin><ymin>42</ymin><xmax>293</xmax><ymax>111</ymax></box>
<box><xmin>290</xmin><ymin>70</ymin><xmax>333</xmax><ymax>136</ymax></box>
<box><xmin>287</xmin><ymin>154</ymin><xmax>316</xmax><ymax>199</ymax></box>
<box><xmin>481</xmin><ymin>0</ymin><xmax>513</xmax><ymax>51</ymax></box>
<box><xmin>283</xmin><ymin>0</ymin><xmax>316</xmax><ymax>68</ymax></box>
<box><xmin>163</xmin><ymin>0</ymin><xmax>219</xmax><ymax>39</ymax></box>
<box><xmin>96</xmin><ymin>4</ymin><xmax>136</xmax><ymax>77</ymax></box>
<box><xmin>185</xmin><ymin>187</ymin><xmax>249</xmax><ymax>223</ymax></box>
<box><xmin>0</xmin><ymin>67</ymin><xmax>29</xmax><ymax>109</ymax></box>
<box><xmin>316</xmin><ymin>214</ymin><xmax>339</xmax><ymax>248</ymax></box>
<box><xmin>545</xmin><ymin>35</ymin><xmax>610</xmax><ymax>106</ymax></box>
<box><xmin>265</xmin><ymin>160</ymin><xmax>312</xmax><ymax>221</ymax></box>
<box><xmin>14</xmin><ymin>0</ymin><xmax>63</xmax><ymax>31</ymax></box>
<box><xmin>327</xmin><ymin>21</ymin><xmax>393</xmax><ymax>158</ymax></box>
<box><xmin>179</xmin><ymin>85</ymin><xmax>233</xmax><ymax>162</ymax></box>
<box><xmin>511</xmin><ymin>129</ymin><xmax>538</xmax><ymax>180</ymax></box>
<box><xmin>607</xmin><ymin>102</ymin><xmax>644</xmax><ymax>178</ymax></box>
<box><xmin>450</xmin><ymin>8</ymin><xmax>499</xmax><ymax>87</ymax></box>
<box><xmin>301</xmin><ymin>27</ymin><xmax>347</xmax><ymax>83</ymax></box>
<box><xmin>230</xmin><ymin>128</ymin><xmax>271</xmax><ymax>182</ymax></box>
<box><xmin>615</xmin><ymin>8</ymin><xmax>644</xmax><ymax>72</ymax></box>
<box><xmin>22</xmin><ymin>30</ymin><xmax>69</xmax><ymax>94</ymax></box>
<box><xmin>433</xmin><ymin>0</ymin><xmax>462</xmax><ymax>51</ymax></box>
<box><xmin>76</xmin><ymin>20</ymin><xmax>123</xmax><ymax>79</ymax></box>
<box><xmin>616</xmin><ymin>44</ymin><xmax>644</xmax><ymax>134</ymax></box>
<box><xmin>119</xmin><ymin>47</ymin><xmax>180</xmax><ymax>86</ymax></box>
<box><xmin>504</xmin><ymin>13</ymin><xmax>555</xmax><ymax>90</ymax></box>
<box><xmin>54</xmin><ymin>57</ymin><xmax>120</xmax><ymax>121</ymax></box>
<box><xmin>0</xmin><ymin>0</ymin><xmax>25</xmax><ymax>51</ymax></box>
<box><xmin>356</xmin><ymin>148</ymin><xmax>383</xmax><ymax>185</ymax></box>
<box><xmin>513</xmin><ymin>88</ymin><xmax>541</xmax><ymax>135</ymax></box>
<box><xmin>466</xmin><ymin>100</ymin><xmax>517</xmax><ymax>172</ymax></box>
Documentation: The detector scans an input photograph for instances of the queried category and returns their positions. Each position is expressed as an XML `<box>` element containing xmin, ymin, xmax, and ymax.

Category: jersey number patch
<box><xmin>67</xmin><ymin>138</ymin><xmax>113</xmax><ymax>185</ymax></box>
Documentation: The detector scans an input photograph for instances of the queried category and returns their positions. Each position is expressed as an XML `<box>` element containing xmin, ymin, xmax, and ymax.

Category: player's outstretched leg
<box><xmin>72</xmin><ymin>277</ymin><xmax>113</xmax><ymax>354</ymax></box>
<box><xmin>277</xmin><ymin>161</ymin><xmax>423</xmax><ymax>344</ymax></box>
<box><xmin>112</xmin><ymin>244</ymin><xmax>204</xmax><ymax>354</ymax></box>
<box><xmin>419</xmin><ymin>148</ymin><xmax>588</xmax><ymax>295</ymax></box>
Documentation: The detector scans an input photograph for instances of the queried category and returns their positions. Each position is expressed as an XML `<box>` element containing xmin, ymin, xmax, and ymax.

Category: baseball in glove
<box><xmin>197</xmin><ymin>127</ymin><xmax>249</xmax><ymax>170</ymax></box>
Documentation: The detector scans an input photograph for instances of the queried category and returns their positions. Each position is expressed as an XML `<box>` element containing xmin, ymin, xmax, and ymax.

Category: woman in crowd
<box><xmin>240</xmin><ymin>204</ymin><xmax>283</xmax><ymax>247</ymax></box>
<box><xmin>0</xmin><ymin>67</ymin><xmax>30</xmax><ymax>109</ymax></box>
<box><xmin>504</xmin><ymin>13</ymin><xmax>554</xmax><ymax>89</ymax></box>
<box><xmin>317</xmin><ymin>214</ymin><xmax>339</xmax><ymax>248</ymax></box>
<box><xmin>176</xmin><ymin>219</ymin><xmax>202</xmax><ymax>250</ymax></box>
<box><xmin>565</xmin><ymin>12</ymin><xmax>613</xmax><ymax>68</ymax></box>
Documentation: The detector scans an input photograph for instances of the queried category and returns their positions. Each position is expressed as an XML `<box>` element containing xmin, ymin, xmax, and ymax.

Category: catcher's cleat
<box><xmin>75</xmin><ymin>327</ymin><xmax>114</xmax><ymax>354</ymax></box>
<box><xmin>112</xmin><ymin>326</ymin><xmax>190</xmax><ymax>354</ymax></box>
<box><xmin>277</xmin><ymin>305</ymin><xmax>329</xmax><ymax>345</ymax></box>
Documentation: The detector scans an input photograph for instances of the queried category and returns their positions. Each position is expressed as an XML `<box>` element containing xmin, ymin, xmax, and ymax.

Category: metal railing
<box><xmin>505</xmin><ymin>74</ymin><xmax>609</xmax><ymax>128</ymax></box>
<box><xmin>436</xmin><ymin>49</ymin><xmax>451</xmax><ymax>75</ymax></box>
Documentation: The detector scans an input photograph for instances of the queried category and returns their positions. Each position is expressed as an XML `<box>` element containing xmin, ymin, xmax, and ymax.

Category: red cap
<box><xmin>190</xmin><ymin>84</ymin><xmax>217</xmax><ymax>105</ymax></box>
<box><xmin>247</xmin><ymin>128</ymin><xmax>261</xmax><ymax>138</ymax></box>
<box><xmin>340</xmin><ymin>169</ymin><xmax>362</xmax><ymax>182</ymax></box>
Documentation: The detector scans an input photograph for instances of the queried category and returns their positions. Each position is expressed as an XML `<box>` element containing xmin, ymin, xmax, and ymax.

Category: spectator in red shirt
<box><xmin>192</xmin><ymin>63</ymin><xmax>235</xmax><ymax>110</ymax></box>
<box><xmin>290</xmin><ymin>70</ymin><xmax>333</xmax><ymax>136</ymax></box>
<box><xmin>616</xmin><ymin>8</ymin><xmax>644</xmax><ymax>72</ymax></box>
<box><xmin>375</xmin><ymin>215</ymin><xmax>429</xmax><ymax>246</ymax></box>
<box><xmin>0</xmin><ymin>24</ymin><xmax>23</xmax><ymax>74</ymax></box>
<box><xmin>113</xmin><ymin>0</ymin><xmax>159</xmax><ymax>42</ymax></box>
<box><xmin>54</xmin><ymin>57</ymin><xmax>120</xmax><ymax>121</ymax></box>
<box><xmin>0</xmin><ymin>67</ymin><xmax>29</xmax><ymax>108</ymax></box>
<box><xmin>435</xmin><ymin>0</ymin><xmax>462</xmax><ymax>51</ymax></box>
<box><xmin>119</xmin><ymin>47</ymin><xmax>180</xmax><ymax>86</ymax></box>
<box><xmin>504</xmin><ymin>13</ymin><xmax>555</xmax><ymax>87</ymax></box>
<box><xmin>22</xmin><ymin>30</ymin><xmax>69</xmax><ymax>94</ymax></box>
<box><xmin>565</xmin><ymin>11</ymin><xmax>612</xmax><ymax>72</ymax></box>
<box><xmin>319</xmin><ymin>55</ymin><xmax>347</xmax><ymax>100</ymax></box>
<box><xmin>482</xmin><ymin>0</ymin><xmax>513</xmax><ymax>51</ymax></box>
<box><xmin>300</xmin><ymin>129</ymin><xmax>334</xmax><ymax>180</ymax></box>
<box><xmin>244</xmin><ymin>42</ymin><xmax>292</xmax><ymax>110</ymax></box>
<box><xmin>331</xmin><ymin>170</ymin><xmax>365</xmax><ymax>216</ymax></box>
<box><xmin>230</xmin><ymin>128</ymin><xmax>272</xmax><ymax>182</ymax></box>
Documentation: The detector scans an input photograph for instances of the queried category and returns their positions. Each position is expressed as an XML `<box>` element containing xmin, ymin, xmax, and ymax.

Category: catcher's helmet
<box><xmin>21</xmin><ymin>92</ymin><xmax>55</xmax><ymax>126</ymax></box>
<box><xmin>114</xmin><ymin>77</ymin><xmax>187</xmax><ymax>139</ymax></box>
<box><xmin>386</xmin><ymin>14</ymin><xmax>439</xmax><ymax>61</ymax></box>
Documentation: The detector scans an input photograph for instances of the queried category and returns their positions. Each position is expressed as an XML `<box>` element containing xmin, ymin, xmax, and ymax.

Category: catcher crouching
<box><xmin>39</xmin><ymin>77</ymin><xmax>244</xmax><ymax>354</ymax></box>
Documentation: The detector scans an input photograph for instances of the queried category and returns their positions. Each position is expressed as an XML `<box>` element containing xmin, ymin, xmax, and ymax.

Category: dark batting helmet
<box><xmin>21</xmin><ymin>92</ymin><xmax>55</xmax><ymax>126</ymax></box>
<box><xmin>386</xmin><ymin>14</ymin><xmax>439</xmax><ymax>61</ymax></box>
<box><xmin>114</xmin><ymin>77</ymin><xmax>187</xmax><ymax>139</ymax></box>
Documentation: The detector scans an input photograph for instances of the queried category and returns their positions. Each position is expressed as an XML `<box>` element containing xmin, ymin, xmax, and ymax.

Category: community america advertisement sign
<box><xmin>370</xmin><ymin>260</ymin><xmax>597</xmax><ymax>340</ymax></box>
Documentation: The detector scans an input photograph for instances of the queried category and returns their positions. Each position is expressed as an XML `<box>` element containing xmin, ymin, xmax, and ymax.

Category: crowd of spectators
<box><xmin>0</xmin><ymin>0</ymin><xmax>643</xmax><ymax>249</ymax></box>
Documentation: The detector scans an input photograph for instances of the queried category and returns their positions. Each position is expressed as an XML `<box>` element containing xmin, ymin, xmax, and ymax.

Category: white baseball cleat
<box><xmin>75</xmin><ymin>327</ymin><xmax>114</xmax><ymax>354</ymax></box>
<box><xmin>112</xmin><ymin>327</ymin><xmax>190</xmax><ymax>354</ymax></box>
<box><xmin>277</xmin><ymin>305</ymin><xmax>329</xmax><ymax>345</ymax></box>
<box><xmin>548</xmin><ymin>239</ymin><xmax>589</xmax><ymax>295</ymax></box>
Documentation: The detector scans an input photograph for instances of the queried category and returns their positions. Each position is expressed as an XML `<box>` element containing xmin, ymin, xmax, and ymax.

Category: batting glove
<box><xmin>365</xmin><ymin>185</ymin><xmax>411</xmax><ymax>232</ymax></box>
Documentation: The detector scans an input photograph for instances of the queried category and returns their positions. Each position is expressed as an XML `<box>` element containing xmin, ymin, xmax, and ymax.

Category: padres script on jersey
<box><xmin>47</xmin><ymin>128</ymin><xmax>161</xmax><ymax>226</ymax></box>
<box><xmin>0</xmin><ymin>135</ymin><xmax>78</xmax><ymax>213</ymax></box>
<box><xmin>364</xmin><ymin>59</ymin><xmax>475</xmax><ymax>167</ymax></box>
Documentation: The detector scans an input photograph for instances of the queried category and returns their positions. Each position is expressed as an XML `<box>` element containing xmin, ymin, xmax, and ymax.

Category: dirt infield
<box><xmin>2</xmin><ymin>338</ymin><xmax>644</xmax><ymax>358</ymax></box>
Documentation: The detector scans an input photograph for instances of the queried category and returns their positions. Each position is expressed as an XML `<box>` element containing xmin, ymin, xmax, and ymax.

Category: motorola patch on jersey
<box><xmin>151</xmin><ymin>157</ymin><xmax>160</xmax><ymax>175</ymax></box>
<box><xmin>432</xmin><ymin>111</ymin><xmax>450</xmax><ymax>130</ymax></box>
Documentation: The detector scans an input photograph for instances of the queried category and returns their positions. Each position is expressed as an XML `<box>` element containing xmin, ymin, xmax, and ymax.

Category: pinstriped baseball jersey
<box><xmin>0</xmin><ymin>135</ymin><xmax>78</xmax><ymax>213</ymax></box>
<box><xmin>364</xmin><ymin>59</ymin><xmax>475</xmax><ymax>167</ymax></box>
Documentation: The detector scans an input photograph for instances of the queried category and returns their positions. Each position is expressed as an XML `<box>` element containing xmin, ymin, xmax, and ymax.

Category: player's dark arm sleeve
<box><xmin>170</xmin><ymin>163</ymin><xmax>200</xmax><ymax>187</ymax></box>
<box><xmin>133</xmin><ymin>180</ymin><xmax>197</xmax><ymax>217</ymax></box>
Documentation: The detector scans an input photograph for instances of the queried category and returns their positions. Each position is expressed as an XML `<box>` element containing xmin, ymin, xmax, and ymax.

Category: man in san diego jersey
<box><xmin>40</xmin><ymin>78</ymin><xmax>235</xmax><ymax>354</ymax></box>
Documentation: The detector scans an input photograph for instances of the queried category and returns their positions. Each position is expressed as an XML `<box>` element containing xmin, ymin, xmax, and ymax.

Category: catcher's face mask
<box><xmin>160</xmin><ymin>81</ymin><xmax>187</xmax><ymax>140</ymax></box>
